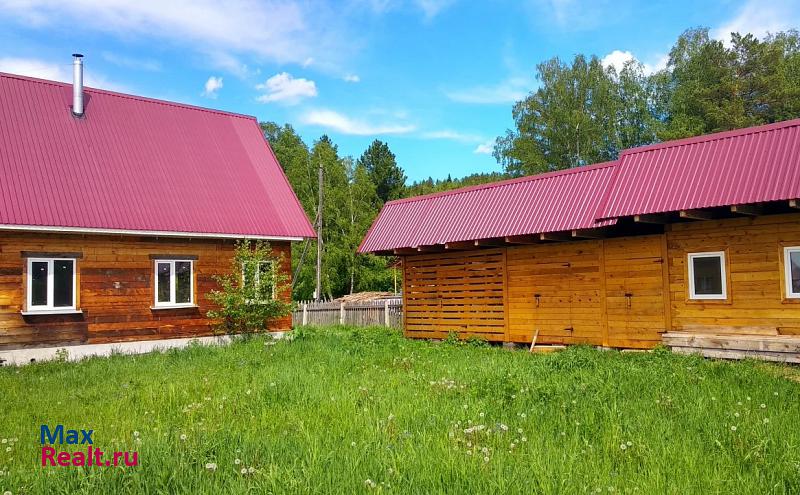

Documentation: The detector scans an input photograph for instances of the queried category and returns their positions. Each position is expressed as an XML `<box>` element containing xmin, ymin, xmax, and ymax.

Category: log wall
<box><xmin>0</xmin><ymin>232</ymin><xmax>292</xmax><ymax>349</ymax></box>
<box><xmin>666</xmin><ymin>213</ymin><xmax>800</xmax><ymax>335</ymax></box>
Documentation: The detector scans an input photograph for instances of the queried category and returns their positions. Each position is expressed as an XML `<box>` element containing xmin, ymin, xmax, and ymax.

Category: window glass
<box><xmin>31</xmin><ymin>261</ymin><xmax>48</xmax><ymax>306</ymax></box>
<box><xmin>53</xmin><ymin>260</ymin><xmax>74</xmax><ymax>307</ymax></box>
<box><xmin>258</xmin><ymin>261</ymin><xmax>273</xmax><ymax>299</ymax></box>
<box><xmin>790</xmin><ymin>250</ymin><xmax>800</xmax><ymax>295</ymax></box>
<box><xmin>175</xmin><ymin>262</ymin><xmax>192</xmax><ymax>304</ymax></box>
<box><xmin>692</xmin><ymin>256</ymin><xmax>723</xmax><ymax>295</ymax></box>
<box><xmin>157</xmin><ymin>262</ymin><xmax>171</xmax><ymax>303</ymax></box>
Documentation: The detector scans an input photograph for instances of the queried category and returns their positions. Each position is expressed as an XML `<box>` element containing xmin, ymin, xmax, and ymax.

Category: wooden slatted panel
<box><xmin>506</xmin><ymin>240</ymin><xmax>604</xmax><ymax>346</ymax></box>
<box><xmin>404</xmin><ymin>249</ymin><xmax>505</xmax><ymax>341</ymax></box>
<box><xmin>667</xmin><ymin>213</ymin><xmax>800</xmax><ymax>334</ymax></box>
<box><xmin>0</xmin><ymin>232</ymin><xmax>292</xmax><ymax>349</ymax></box>
<box><xmin>604</xmin><ymin>235</ymin><xmax>666</xmax><ymax>349</ymax></box>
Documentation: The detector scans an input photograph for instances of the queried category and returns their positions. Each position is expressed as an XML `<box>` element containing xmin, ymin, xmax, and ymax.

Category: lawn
<box><xmin>1</xmin><ymin>326</ymin><xmax>799</xmax><ymax>494</ymax></box>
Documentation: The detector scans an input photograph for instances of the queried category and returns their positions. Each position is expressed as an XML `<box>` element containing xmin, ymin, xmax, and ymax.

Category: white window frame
<box><xmin>153</xmin><ymin>259</ymin><xmax>195</xmax><ymax>308</ymax></box>
<box><xmin>26</xmin><ymin>257</ymin><xmax>77</xmax><ymax>312</ymax></box>
<box><xmin>784</xmin><ymin>246</ymin><xmax>800</xmax><ymax>299</ymax></box>
<box><xmin>687</xmin><ymin>251</ymin><xmax>727</xmax><ymax>300</ymax></box>
<box><xmin>242</xmin><ymin>260</ymin><xmax>276</xmax><ymax>301</ymax></box>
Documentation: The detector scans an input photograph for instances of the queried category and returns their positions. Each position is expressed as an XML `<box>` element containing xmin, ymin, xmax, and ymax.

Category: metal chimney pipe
<box><xmin>72</xmin><ymin>53</ymin><xmax>84</xmax><ymax>117</ymax></box>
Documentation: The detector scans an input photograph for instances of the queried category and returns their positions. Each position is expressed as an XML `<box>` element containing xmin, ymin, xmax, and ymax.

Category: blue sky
<box><xmin>1</xmin><ymin>0</ymin><xmax>798</xmax><ymax>182</ymax></box>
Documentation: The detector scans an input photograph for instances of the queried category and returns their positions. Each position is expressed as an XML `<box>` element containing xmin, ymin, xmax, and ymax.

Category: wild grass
<box><xmin>1</xmin><ymin>326</ymin><xmax>799</xmax><ymax>494</ymax></box>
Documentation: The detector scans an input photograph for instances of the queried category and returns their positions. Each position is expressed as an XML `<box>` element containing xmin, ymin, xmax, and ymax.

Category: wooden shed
<box><xmin>359</xmin><ymin>120</ymin><xmax>800</xmax><ymax>362</ymax></box>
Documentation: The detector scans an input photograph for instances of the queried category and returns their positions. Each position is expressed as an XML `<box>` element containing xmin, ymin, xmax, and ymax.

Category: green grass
<box><xmin>1</xmin><ymin>326</ymin><xmax>800</xmax><ymax>494</ymax></box>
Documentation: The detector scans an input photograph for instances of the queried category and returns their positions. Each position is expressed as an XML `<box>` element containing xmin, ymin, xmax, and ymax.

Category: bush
<box><xmin>206</xmin><ymin>240</ymin><xmax>292</xmax><ymax>334</ymax></box>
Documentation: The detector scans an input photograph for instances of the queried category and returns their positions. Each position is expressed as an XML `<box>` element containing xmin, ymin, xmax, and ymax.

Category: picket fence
<box><xmin>292</xmin><ymin>298</ymin><xmax>403</xmax><ymax>328</ymax></box>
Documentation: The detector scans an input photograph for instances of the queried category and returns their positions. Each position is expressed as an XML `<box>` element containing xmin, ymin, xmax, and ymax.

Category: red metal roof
<box><xmin>597</xmin><ymin>119</ymin><xmax>800</xmax><ymax>219</ymax></box>
<box><xmin>358</xmin><ymin>162</ymin><xmax>618</xmax><ymax>253</ymax></box>
<box><xmin>0</xmin><ymin>72</ymin><xmax>315</xmax><ymax>239</ymax></box>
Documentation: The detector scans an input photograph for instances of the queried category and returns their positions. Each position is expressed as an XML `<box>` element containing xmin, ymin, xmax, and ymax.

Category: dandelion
<box><xmin>737</xmin><ymin>401</ymin><xmax>742</xmax><ymax>406</ymax></box>
<box><xmin>521</xmin><ymin>437</ymin><xmax>527</xmax><ymax>442</ymax></box>
<box><xmin>479</xmin><ymin>412</ymin><xmax>485</xmax><ymax>418</ymax></box>
<box><xmin>270</xmin><ymin>382</ymin><xmax>276</xmax><ymax>387</ymax></box>
<box><xmin>246</xmin><ymin>390</ymin><xmax>252</xmax><ymax>395</ymax></box>
<box><xmin>180</xmin><ymin>434</ymin><xmax>187</xmax><ymax>441</ymax></box>
<box><xmin>3</xmin><ymin>491</ymin><xmax>10</xmax><ymax>495</ymax></box>
<box><xmin>774</xmin><ymin>392</ymin><xmax>779</xmax><ymax>396</ymax></box>
<box><xmin>763</xmin><ymin>418</ymin><xmax>770</xmax><ymax>424</ymax></box>
<box><xmin>483</xmin><ymin>456</ymin><xmax>490</xmax><ymax>463</ymax></box>
<box><xmin>5</xmin><ymin>447</ymin><xmax>10</xmax><ymax>452</ymax></box>
<box><xmin>248</xmin><ymin>466</ymin><xmax>255</xmax><ymax>474</ymax></box>
<box><xmin>133</xmin><ymin>431</ymin><xmax>140</xmax><ymax>437</ymax></box>
<box><xmin>620</xmin><ymin>444</ymin><xmax>627</xmax><ymax>451</ymax></box>
<box><xmin>205</xmin><ymin>462</ymin><xmax>217</xmax><ymax>471</ymax></box>
<box><xmin>734</xmin><ymin>412</ymin><xmax>740</xmax><ymax>418</ymax></box>
<box><xmin>760</xmin><ymin>404</ymin><xmax>766</xmax><ymax>409</ymax></box>
<box><xmin>234</xmin><ymin>459</ymin><xmax>241</xmax><ymax>465</ymax></box>
<box><xmin>731</xmin><ymin>425</ymin><xmax>737</xmax><ymax>431</ymax></box>
<box><xmin>364</xmin><ymin>479</ymin><xmax>377</xmax><ymax>489</ymax></box>
<box><xmin>0</xmin><ymin>439</ymin><xmax>6</xmax><ymax>444</ymax></box>
<box><xmin>517</xmin><ymin>428</ymin><xmax>523</xmax><ymax>434</ymax></box>
<box><xmin>351</xmin><ymin>442</ymin><xmax>356</xmax><ymax>447</ymax></box>
<box><xmin>241</xmin><ymin>468</ymin><xmax>247</xmax><ymax>475</ymax></box>
<box><xmin>463</xmin><ymin>404</ymin><xmax>468</xmax><ymax>409</ymax></box>
<box><xmin>499</xmin><ymin>424</ymin><xmax>508</xmax><ymax>432</ymax></box>
<box><xmin>520</xmin><ymin>413</ymin><xmax>526</xmax><ymax>419</ymax></box>
<box><xmin>711</xmin><ymin>397</ymin><xmax>716</xmax><ymax>401</ymax></box>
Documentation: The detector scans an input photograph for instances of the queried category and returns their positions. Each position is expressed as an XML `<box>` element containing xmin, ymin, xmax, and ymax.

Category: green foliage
<box><xmin>358</xmin><ymin>139</ymin><xmax>406</xmax><ymax>205</ymax></box>
<box><xmin>405</xmin><ymin>171</ymin><xmax>509</xmax><ymax>196</ymax></box>
<box><xmin>2</xmin><ymin>325</ymin><xmax>800</xmax><ymax>493</ymax></box>
<box><xmin>206</xmin><ymin>240</ymin><xmax>292</xmax><ymax>334</ymax></box>
<box><xmin>495</xmin><ymin>28</ymin><xmax>800</xmax><ymax>175</ymax></box>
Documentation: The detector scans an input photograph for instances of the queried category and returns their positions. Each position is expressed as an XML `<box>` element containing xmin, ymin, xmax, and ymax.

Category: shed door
<box><xmin>604</xmin><ymin>236</ymin><xmax>666</xmax><ymax>348</ymax></box>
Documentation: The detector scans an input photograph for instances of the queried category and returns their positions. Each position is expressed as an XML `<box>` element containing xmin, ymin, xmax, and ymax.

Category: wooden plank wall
<box><xmin>403</xmin><ymin>249</ymin><xmax>506</xmax><ymax>341</ymax></box>
<box><xmin>666</xmin><ymin>213</ymin><xmax>800</xmax><ymax>335</ymax></box>
<box><xmin>404</xmin><ymin>235</ymin><xmax>669</xmax><ymax>348</ymax></box>
<box><xmin>0</xmin><ymin>232</ymin><xmax>292</xmax><ymax>349</ymax></box>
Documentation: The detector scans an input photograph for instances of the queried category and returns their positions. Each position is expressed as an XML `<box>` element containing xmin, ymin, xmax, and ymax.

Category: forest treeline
<box><xmin>264</xmin><ymin>27</ymin><xmax>800</xmax><ymax>300</ymax></box>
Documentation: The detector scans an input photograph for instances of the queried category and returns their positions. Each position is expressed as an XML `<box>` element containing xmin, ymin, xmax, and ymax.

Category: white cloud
<box><xmin>601</xmin><ymin>50</ymin><xmax>635</xmax><ymax>73</ymax></box>
<box><xmin>713</xmin><ymin>0</ymin><xmax>800</xmax><ymax>44</ymax></box>
<box><xmin>0</xmin><ymin>0</ymin><xmax>349</xmax><ymax>71</ymax></box>
<box><xmin>343</xmin><ymin>74</ymin><xmax>360</xmax><ymax>83</ymax></box>
<box><xmin>301</xmin><ymin>109</ymin><xmax>415</xmax><ymax>135</ymax></box>
<box><xmin>473</xmin><ymin>139</ymin><xmax>495</xmax><ymax>155</ymax></box>
<box><xmin>202</xmin><ymin>76</ymin><xmax>223</xmax><ymax>98</ymax></box>
<box><xmin>256</xmin><ymin>72</ymin><xmax>317</xmax><ymax>105</ymax></box>
<box><xmin>446</xmin><ymin>76</ymin><xmax>530</xmax><ymax>104</ymax></box>
<box><xmin>415</xmin><ymin>0</ymin><xmax>456</xmax><ymax>20</ymax></box>
<box><xmin>101</xmin><ymin>51</ymin><xmax>161</xmax><ymax>71</ymax></box>
<box><xmin>601</xmin><ymin>49</ymin><xmax>667</xmax><ymax>75</ymax></box>
<box><xmin>422</xmin><ymin>130</ymin><xmax>483</xmax><ymax>143</ymax></box>
<box><xmin>0</xmin><ymin>56</ymin><xmax>128</xmax><ymax>91</ymax></box>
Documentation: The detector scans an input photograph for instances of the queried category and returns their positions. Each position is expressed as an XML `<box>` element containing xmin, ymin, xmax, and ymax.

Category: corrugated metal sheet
<box><xmin>598</xmin><ymin>119</ymin><xmax>800</xmax><ymax>218</ymax></box>
<box><xmin>358</xmin><ymin>162</ymin><xmax>618</xmax><ymax>253</ymax></box>
<box><xmin>0</xmin><ymin>72</ymin><xmax>316</xmax><ymax>239</ymax></box>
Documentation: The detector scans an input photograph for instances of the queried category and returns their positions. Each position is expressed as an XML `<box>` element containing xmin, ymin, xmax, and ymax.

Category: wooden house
<box><xmin>360</xmin><ymin>119</ymin><xmax>800</xmax><ymax>362</ymax></box>
<box><xmin>0</xmin><ymin>57</ymin><xmax>315</xmax><ymax>352</ymax></box>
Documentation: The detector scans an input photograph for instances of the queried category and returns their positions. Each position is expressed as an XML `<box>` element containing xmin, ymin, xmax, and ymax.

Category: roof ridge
<box><xmin>0</xmin><ymin>71</ymin><xmax>257</xmax><ymax>121</ymax></box>
<box><xmin>386</xmin><ymin>161</ymin><xmax>618</xmax><ymax>207</ymax></box>
<box><xmin>621</xmin><ymin>118</ymin><xmax>800</xmax><ymax>156</ymax></box>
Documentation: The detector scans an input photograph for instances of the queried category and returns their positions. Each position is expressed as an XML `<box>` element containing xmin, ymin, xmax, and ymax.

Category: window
<box><xmin>785</xmin><ymin>247</ymin><xmax>800</xmax><ymax>299</ymax></box>
<box><xmin>688</xmin><ymin>251</ymin><xmax>727</xmax><ymax>300</ymax></box>
<box><xmin>154</xmin><ymin>260</ymin><xmax>194</xmax><ymax>307</ymax></box>
<box><xmin>242</xmin><ymin>261</ymin><xmax>275</xmax><ymax>300</ymax></box>
<box><xmin>26</xmin><ymin>258</ymin><xmax>76</xmax><ymax>312</ymax></box>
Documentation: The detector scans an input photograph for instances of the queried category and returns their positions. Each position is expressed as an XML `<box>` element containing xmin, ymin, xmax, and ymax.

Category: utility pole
<box><xmin>315</xmin><ymin>162</ymin><xmax>323</xmax><ymax>301</ymax></box>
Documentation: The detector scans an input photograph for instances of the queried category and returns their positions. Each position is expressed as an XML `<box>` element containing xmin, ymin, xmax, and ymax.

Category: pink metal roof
<box><xmin>597</xmin><ymin>119</ymin><xmax>800</xmax><ymax>219</ymax></box>
<box><xmin>358</xmin><ymin>162</ymin><xmax>618</xmax><ymax>253</ymax></box>
<box><xmin>0</xmin><ymin>72</ymin><xmax>315</xmax><ymax>239</ymax></box>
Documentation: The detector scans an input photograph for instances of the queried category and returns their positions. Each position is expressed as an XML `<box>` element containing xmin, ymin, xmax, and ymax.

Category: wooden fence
<box><xmin>293</xmin><ymin>298</ymin><xmax>403</xmax><ymax>328</ymax></box>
